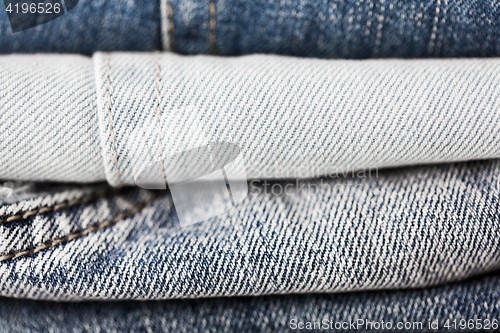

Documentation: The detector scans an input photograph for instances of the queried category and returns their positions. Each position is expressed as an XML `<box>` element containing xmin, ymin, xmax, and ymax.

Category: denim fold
<box><xmin>1</xmin><ymin>53</ymin><xmax>500</xmax><ymax>184</ymax></box>
<box><xmin>2</xmin><ymin>0</ymin><xmax>499</xmax><ymax>328</ymax></box>
<box><xmin>0</xmin><ymin>159</ymin><xmax>499</xmax><ymax>300</ymax></box>
<box><xmin>1</xmin><ymin>273</ymin><xmax>500</xmax><ymax>332</ymax></box>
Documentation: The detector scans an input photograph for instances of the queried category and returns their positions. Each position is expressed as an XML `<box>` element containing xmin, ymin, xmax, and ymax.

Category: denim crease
<box><xmin>1</xmin><ymin>273</ymin><xmax>500</xmax><ymax>332</ymax></box>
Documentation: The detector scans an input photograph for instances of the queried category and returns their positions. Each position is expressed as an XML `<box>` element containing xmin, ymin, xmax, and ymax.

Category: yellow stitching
<box><xmin>209</xmin><ymin>0</ymin><xmax>218</xmax><ymax>55</ymax></box>
<box><xmin>105</xmin><ymin>53</ymin><xmax>124</xmax><ymax>184</ymax></box>
<box><xmin>167</xmin><ymin>1</ymin><xmax>177</xmax><ymax>52</ymax></box>
<box><xmin>0</xmin><ymin>191</ymin><xmax>164</xmax><ymax>262</ymax></box>
<box><xmin>154</xmin><ymin>53</ymin><xmax>168</xmax><ymax>187</ymax></box>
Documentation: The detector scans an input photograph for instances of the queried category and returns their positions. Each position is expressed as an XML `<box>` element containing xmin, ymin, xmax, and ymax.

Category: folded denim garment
<box><xmin>1</xmin><ymin>0</ymin><xmax>500</xmax><ymax>59</ymax></box>
<box><xmin>167</xmin><ymin>0</ymin><xmax>500</xmax><ymax>58</ymax></box>
<box><xmin>2</xmin><ymin>273</ymin><xmax>500</xmax><ymax>332</ymax></box>
<box><xmin>1</xmin><ymin>53</ymin><xmax>500</xmax><ymax>184</ymax></box>
<box><xmin>0</xmin><ymin>159</ymin><xmax>499</xmax><ymax>300</ymax></box>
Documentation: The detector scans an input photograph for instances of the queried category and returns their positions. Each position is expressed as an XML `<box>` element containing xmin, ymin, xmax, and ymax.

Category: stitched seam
<box><xmin>154</xmin><ymin>53</ymin><xmax>168</xmax><ymax>186</ymax></box>
<box><xmin>166</xmin><ymin>0</ymin><xmax>177</xmax><ymax>52</ymax></box>
<box><xmin>0</xmin><ymin>188</ymin><xmax>123</xmax><ymax>224</ymax></box>
<box><xmin>105</xmin><ymin>53</ymin><xmax>124</xmax><ymax>185</ymax></box>
<box><xmin>428</xmin><ymin>0</ymin><xmax>442</xmax><ymax>55</ymax></box>
<box><xmin>209</xmin><ymin>0</ymin><xmax>218</xmax><ymax>55</ymax></box>
<box><xmin>160</xmin><ymin>0</ymin><xmax>168</xmax><ymax>50</ymax></box>
<box><xmin>0</xmin><ymin>191</ymin><xmax>164</xmax><ymax>262</ymax></box>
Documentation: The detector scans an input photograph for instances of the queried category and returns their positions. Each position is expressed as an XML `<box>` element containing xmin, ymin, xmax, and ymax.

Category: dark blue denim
<box><xmin>1</xmin><ymin>273</ymin><xmax>500</xmax><ymax>332</ymax></box>
<box><xmin>173</xmin><ymin>0</ymin><xmax>500</xmax><ymax>58</ymax></box>
<box><xmin>203</xmin><ymin>0</ymin><xmax>500</xmax><ymax>58</ymax></box>
<box><xmin>1</xmin><ymin>0</ymin><xmax>500</xmax><ymax>58</ymax></box>
<box><xmin>0</xmin><ymin>0</ymin><xmax>161</xmax><ymax>54</ymax></box>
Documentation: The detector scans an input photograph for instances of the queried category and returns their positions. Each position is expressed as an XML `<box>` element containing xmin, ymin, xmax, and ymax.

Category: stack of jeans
<box><xmin>0</xmin><ymin>1</ymin><xmax>499</xmax><ymax>332</ymax></box>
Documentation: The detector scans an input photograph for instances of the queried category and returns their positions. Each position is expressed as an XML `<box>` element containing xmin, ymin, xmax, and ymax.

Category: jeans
<box><xmin>2</xmin><ymin>53</ymin><xmax>500</xmax><ymax>184</ymax></box>
<box><xmin>168</xmin><ymin>0</ymin><xmax>500</xmax><ymax>58</ymax></box>
<box><xmin>1</xmin><ymin>1</ymin><xmax>500</xmax><ymax>59</ymax></box>
<box><xmin>1</xmin><ymin>2</ymin><xmax>500</xmax><ymax>328</ymax></box>
<box><xmin>0</xmin><ymin>0</ymin><xmax>161</xmax><ymax>54</ymax></box>
<box><xmin>0</xmin><ymin>159</ymin><xmax>499</xmax><ymax>300</ymax></box>
<box><xmin>1</xmin><ymin>272</ymin><xmax>500</xmax><ymax>332</ymax></box>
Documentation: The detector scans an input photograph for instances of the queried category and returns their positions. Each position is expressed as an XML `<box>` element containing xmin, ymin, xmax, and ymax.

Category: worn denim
<box><xmin>0</xmin><ymin>0</ymin><xmax>161</xmax><ymax>54</ymax></box>
<box><xmin>1</xmin><ymin>273</ymin><xmax>500</xmax><ymax>332</ymax></box>
<box><xmin>2</xmin><ymin>1</ymin><xmax>499</xmax><ymax>329</ymax></box>
<box><xmin>0</xmin><ymin>159</ymin><xmax>499</xmax><ymax>300</ymax></box>
<box><xmin>1</xmin><ymin>1</ymin><xmax>500</xmax><ymax>59</ymax></box>
<box><xmin>2</xmin><ymin>53</ymin><xmax>500</xmax><ymax>184</ymax></box>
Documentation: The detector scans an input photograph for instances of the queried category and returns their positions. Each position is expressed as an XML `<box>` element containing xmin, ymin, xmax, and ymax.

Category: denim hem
<box><xmin>93</xmin><ymin>52</ymin><xmax>500</xmax><ymax>186</ymax></box>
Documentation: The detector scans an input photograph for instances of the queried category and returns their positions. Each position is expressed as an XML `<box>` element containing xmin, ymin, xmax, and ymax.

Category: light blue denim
<box><xmin>1</xmin><ymin>272</ymin><xmax>500</xmax><ymax>332</ymax></box>
<box><xmin>2</xmin><ymin>54</ymin><xmax>500</xmax><ymax>184</ymax></box>
<box><xmin>0</xmin><ymin>159</ymin><xmax>499</xmax><ymax>300</ymax></box>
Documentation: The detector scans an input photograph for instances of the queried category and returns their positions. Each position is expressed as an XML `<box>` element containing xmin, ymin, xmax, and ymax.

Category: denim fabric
<box><xmin>3</xmin><ymin>53</ymin><xmax>500</xmax><ymax>183</ymax></box>
<box><xmin>167</xmin><ymin>0</ymin><xmax>500</xmax><ymax>58</ymax></box>
<box><xmin>1</xmin><ymin>273</ymin><xmax>500</xmax><ymax>332</ymax></box>
<box><xmin>194</xmin><ymin>0</ymin><xmax>500</xmax><ymax>58</ymax></box>
<box><xmin>0</xmin><ymin>183</ymin><xmax>156</xmax><ymax>261</ymax></box>
<box><xmin>95</xmin><ymin>53</ymin><xmax>500</xmax><ymax>185</ymax></box>
<box><xmin>0</xmin><ymin>159</ymin><xmax>499</xmax><ymax>300</ymax></box>
<box><xmin>1</xmin><ymin>0</ymin><xmax>499</xmax><ymax>59</ymax></box>
<box><xmin>0</xmin><ymin>0</ymin><xmax>161</xmax><ymax>54</ymax></box>
<box><xmin>165</xmin><ymin>0</ymin><xmax>500</xmax><ymax>58</ymax></box>
<box><xmin>0</xmin><ymin>54</ymin><xmax>104</xmax><ymax>182</ymax></box>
